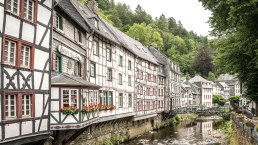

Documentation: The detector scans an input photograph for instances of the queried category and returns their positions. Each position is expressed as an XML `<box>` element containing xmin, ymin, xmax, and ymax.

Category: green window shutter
<box><xmin>58</xmin><ymin>56</ymin><xmax>62</xmax><ymax>73</ymax></box>
<box><xmin>110</xmin><ymin>49</ymin><xmax>112</xmax><ymax>61</ymax></box>
<box><xmin>60</xmin><ymin>16</ymin><xmax>63</xmax><ymax>30</ymax></box>
<box><xmin>94</xmin><ymin>63</ymin><xmax>96</xmax><ymax>77</ymax></box>
<box><xmin>106</xmin><ymin>92</ymin><xmax>108</xmax><ymax>105</ymax></box>
<box><xmin>111</xmin><ymin>92</ymin><xmax>113</xmax><ymax>106</ymax></box>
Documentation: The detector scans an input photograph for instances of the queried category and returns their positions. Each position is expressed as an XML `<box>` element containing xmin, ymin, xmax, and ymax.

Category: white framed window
<box><xmin>77</xmin><ymin>30</ymin><xmax>82</xmax><ymax>43</ymax></box>
<box><xmin>88</xmin><ymin>90</ymin><xmax>98</xmax><ymax>105</ymax></box>
<box><xmin>119</xmin><ymin>93</ymin><xmax>123</xmax><ymax>108</ymax></box>
<box><xmin>107</xmin><ymin>68</ymin><xmax>112</xmax><ymax>81</ymax></box>
<box><xmin>106</xmin><ymin>48</ymin><xmax>111</xmax><ymax>61</ymax></box>
<box><xmin>100</xmin><ymin>91</ymin><xmax>113</xmax><ymax>106</ymax></box>
<box><xmin>56</xmin><ymin>13</ymin><xmax>63</xmax><ymax>31</ymax></box>
<box><xmin>119</xmin><ymin>55</ymin><xmax>123</xmax><ymax>66</ymax></box>
<box><xmin>22</xmin><ymin>94</ymin><xmax>31</xmax><ymax>116</ymax></box>
<box><xmin>107</xmin><ymin>91</ymin><xmax>113</xmax><ymax>105</ymax></box>
<box><xmin>62</xmin><ymin>89</ymin><xmax>78</xmax><ymax>107</ymax></box>
<box><xmin>90</xmin><ymin>62</ymin><xmax>96</xmax><ymax>77</ymax></box>
<box><xmin>4</xmin><ymin>40</ymin><xmax>17</xmax><ymax>65</ymax></box>
<box><xmin>94</xmin><ymin>19</ymin><xmax>98</xmax><ymax>28</ymax></box>
<box><xmin>7</xmin><ymin>0</ymin><xmax>20</xmax><ymax>15</ymax></box>
<box><xmin>128</xmin><ymin>75</ymin><xmax>131</xmax><ymax>86</ymax></box>
<box><xmin>118</xmin><ymin>73</ymin><xmax>122</xmax><ymax>85</ymax></box>
<box><xmin>21</xmin><ymin>45</ymin><xmax>30</xmax><ymax>68</ymax></box>
<box><xmin>5</xmin><ymin>94</ymin><xmax>17</xmax><ymax>118</ymax></box>
<box><xmin>93</xmin><ymin>40</ymin><xmax>99</xmax><ymax>56</ymax></box>
<box><xmin>128</xmin><ymin>60</ymin><xmax>131</xmax><ymax>70</ymax></box>
<box><xmin>24</xmin><ymin>0</ymin><xmax>34</xmax><ymax>21</ymax></box>
<box><xmin>100</xmin><ymin>92</ymin><xmax>107</xmax><ymax>105</ymax></box>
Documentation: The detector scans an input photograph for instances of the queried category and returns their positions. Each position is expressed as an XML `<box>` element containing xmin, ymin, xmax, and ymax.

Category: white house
<box><xmin>0</xmin><ymin>0</ymin><xmax>52</xmax><ymax>144</ymax></box>
<box><xmin>189</xmin><ymin>75</ymin><xmax>213</xmax><ymax>108</ymax></box>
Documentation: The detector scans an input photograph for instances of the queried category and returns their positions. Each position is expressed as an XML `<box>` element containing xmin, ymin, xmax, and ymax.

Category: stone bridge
<box><xmin>163</xmin><ymin>106</ymin><xmax>227</xmax><ymax>120</ymax></box>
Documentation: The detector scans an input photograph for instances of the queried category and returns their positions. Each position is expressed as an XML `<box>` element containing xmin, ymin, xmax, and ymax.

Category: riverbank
<box><xmin>70</xmin><ymin>113</ymin><xmax>198</xmax><ymax>145</ymax></box>
<box><xmin>228</xmin><ymin>113</ymin><xmax>257</xmax><ymax>145</ymax></box>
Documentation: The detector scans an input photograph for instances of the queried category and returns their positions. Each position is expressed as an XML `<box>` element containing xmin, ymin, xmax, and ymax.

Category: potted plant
<box><xmin>61</xmin><ymin>106</ymin><xmax>79</xmax><ymax>115</ymax></box>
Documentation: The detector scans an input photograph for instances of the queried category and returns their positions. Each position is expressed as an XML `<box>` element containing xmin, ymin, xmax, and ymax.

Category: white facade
<box><xmin>189</xmin><ymin>75</ymin><xmax>213</xmax><ymax>108</ymax></box>
<box><xmin>0</xmin><ymin>0</ymin><xmax>52</xmax><ymax>144</ymax></box>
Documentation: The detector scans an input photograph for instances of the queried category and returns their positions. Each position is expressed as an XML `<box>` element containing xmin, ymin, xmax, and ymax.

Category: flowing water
<box><xmin>124</xmin><ymin>117</ymin><xmax>228</xmax><ymax>145</ymax></box>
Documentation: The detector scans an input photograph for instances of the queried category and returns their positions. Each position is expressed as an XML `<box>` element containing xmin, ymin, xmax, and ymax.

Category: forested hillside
<box><xmin>90</xmin><ymin>0</ymin><xmax>216</xmax><ymax>79</ymax></box>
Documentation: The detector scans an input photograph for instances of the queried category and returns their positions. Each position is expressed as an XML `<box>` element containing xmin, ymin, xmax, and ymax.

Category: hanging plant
<box><xmin>61</xmin><ymin>106</ymin><xmax>79</xmax><ymax>115</ymax></box>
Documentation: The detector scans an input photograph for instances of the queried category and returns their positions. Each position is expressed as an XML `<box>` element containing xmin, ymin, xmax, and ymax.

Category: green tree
<box><xmin>199</xmin><ymin>0</ymin><xmax>258</xmax><ymax>108</ymax></box>
<box><xmin>126</xmin><ymin>23</ymin><xmax>163</xmax><ymax>49</ymax></box>
<box><xmin>207</xmin><ymin>72</ymin><xmax>216</xmax><ymax>82</ymax></box>
<box><xmin>191</xmin><ymin>44</ymin><xmax>215</xmax><ymax>77</ymax></box>
<box><xmin>157</xmin><ymin>14</ymin><xmax>169</xmax><ymax>32</ymax></box>
<box><xmin>229</xmin><ymin>96</ymin><xmax>240</xmax><ymax>111</ymax></box>
<box><xmin>213</xmin><ymin>94</ymin><xmax>226</xmax><ymax>106</ymax></box>
<box><xmin>133</xmin><ymin>5</ymin><xmax>152</xmax><ymax>25</ymax></box>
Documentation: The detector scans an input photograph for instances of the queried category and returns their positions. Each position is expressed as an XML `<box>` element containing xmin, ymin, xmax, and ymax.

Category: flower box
<box><xmin>82</xmin><ymin>104</ymin><xmax>116</xmax><ymax>113</ymax></box>
<box><xmin>61</xmin><ymin>106</ymin><xmax>79</xmax><ymax>115</ymax></box>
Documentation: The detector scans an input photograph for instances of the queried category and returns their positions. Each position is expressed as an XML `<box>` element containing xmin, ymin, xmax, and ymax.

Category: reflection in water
<box><xmin>124</xmin><ymin>120</ymin><xmax>226</xmax><ymax>145</ymax></box>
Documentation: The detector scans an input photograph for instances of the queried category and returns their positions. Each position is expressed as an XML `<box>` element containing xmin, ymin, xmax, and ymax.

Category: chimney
<box><xmin>87</xmin><ymin>0</ymin><xmax>98</xmax><ymax>13</ymax></box>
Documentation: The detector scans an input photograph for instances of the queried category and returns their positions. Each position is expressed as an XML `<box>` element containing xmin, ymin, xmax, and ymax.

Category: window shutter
<box><xmin>121</xmin><ymin>94</ymin><xmax>123</xmax><ymax>108</ymax></box>
<box><xmin>106</xmin><ymin>92</ymin><xmax>108</xmax><ymax>105</ymax></box>
<box><xmin>74</xmin><ymin>62</ymin><xmax>78</xmax><ymax>75</ymax></box>
<box><xmin>74</xmin><ymin>28</ymin><xmax>77</xmax><ymax>42</ymax></box>
<box><xmin>80</xmin><ymin>63</ymin><xmax>83</xmax><ymax>77</ymax></box>
<box><xmin>62</xmin><ymin>17</ymin><xmax>65</xmax><ymax>32</ymax></box>
<box><xmin>111</xmin><ymin>92</ymin><xmax>113</xmax><ymax>106</ymax></box>
<box><xmin>53</xmin><ymin>11</ymin><xmax>56</xmax><ymax>28</ymax></box>
<box><xmin>52</xmin><ymin>53</ymin><xmax>56</xmax><ymax>71</ymax></box>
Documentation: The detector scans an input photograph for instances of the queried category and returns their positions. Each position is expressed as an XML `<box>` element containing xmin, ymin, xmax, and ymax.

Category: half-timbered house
<box><xmin>99</xmin><ymin>20</ymin><xmax>160</xmax><ymax>121</ymax></box>
<box><xmin>148</xmin><ymin>46</ymin><xmax>168</xmax><ymax>113</ymax></box>
<box><xmin>0</xmin><ymin>0</ymin><xmax>52</xmax><ymax>144</ymax></box>
<box><xmin>50</xmin><ymin>0</ymin><xmax>103</xmax><ymax>130</ymax></box>
<box><xmin>170</xmin><ymin>62</ymin><xmax>181</xmax><ymax>109</ymax></box>
<box><xmin>71</xmin><ymin>0</ymin><xmax>136</xmax><ymax>122</ymax></box>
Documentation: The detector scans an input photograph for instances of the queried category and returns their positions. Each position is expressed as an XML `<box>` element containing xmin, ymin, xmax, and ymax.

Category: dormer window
<box><xmin>56</xmin><ymin>13</ymin><xmax>63</xmax><ymax>31</ymax></box>
<box><xmin>94</xmin><ymin>19</ymin><xmax>98</xmax><ymax>28</ymax></box>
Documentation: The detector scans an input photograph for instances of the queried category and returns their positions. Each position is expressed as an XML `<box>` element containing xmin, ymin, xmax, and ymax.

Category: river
<box><xmin>124</xmin><ymin>117</ymin><xmax>228</xmax><ymax>145</ymax></box>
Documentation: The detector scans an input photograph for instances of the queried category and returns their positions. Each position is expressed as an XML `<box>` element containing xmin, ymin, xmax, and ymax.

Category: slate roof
<box><xmin>189</xmin><ymin>75</ymin><xmax>212</xmax><ymax>83</ymax></box>
<box><xmin>52</xmin><ymin>73</ymin><xmax>101</xmax><ymax>89</ymax></box>
<box><xmin>148</xmin><ymin>46</ymin><xmax>168</xmax><ymax>65</ymax></box>
<box><xmin>66</xmin><ymin>0</ymin><xmax>159</xmax><ymax>64</ymax></box>
<box><xmin>100</xmin><ymin>18</ymin><xmax>159</xmax><ymax>64</ymax></box>
<box><xmin>57</xmin><ymin>0</ymin><xmax>88</xmax><ymax>30</ymax></box>
<box><xmin>70</xmin><ymin>0</ymin><xmax>119</xmax><ymax>44</ymax></box>
<box><xmin>217</xmin><ymin>74</ymin><xmax>237</xmax><ymax>81</ymax></box>
<box><xmin>218</xmin><ymin>82</ymin><xmax>228</xmax><ymax>88</ymax></box>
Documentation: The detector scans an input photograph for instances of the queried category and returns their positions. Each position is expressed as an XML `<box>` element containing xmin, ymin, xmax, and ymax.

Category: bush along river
<box><xmin>123</xmin><ymin>115</ymin><xmax>235</xmax><ymax>145</ymax></box>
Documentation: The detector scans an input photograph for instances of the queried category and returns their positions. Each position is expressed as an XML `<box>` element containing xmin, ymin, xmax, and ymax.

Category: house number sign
<box><xmin>58</xmin><ymin>45</ymin><xmax>83</xmax><ymax>61</ymax></box>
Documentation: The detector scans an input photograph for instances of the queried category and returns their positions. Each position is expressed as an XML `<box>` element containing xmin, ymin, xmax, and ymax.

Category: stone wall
<box><xmin>232</xmin><ymin>114</ymin><xmax>258</xmax><ymax>144</ymax></box>
<box><xmin>70</xmin><ymin>115</ymin><xmax>162</xmax><ymax>145</ymax></box>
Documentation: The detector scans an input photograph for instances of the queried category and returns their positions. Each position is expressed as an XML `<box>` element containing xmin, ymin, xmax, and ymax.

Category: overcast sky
<box><xmin>113</xmin><ymin>0</ymin><xmax>212</xmax><ymax>36</ymax></box>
